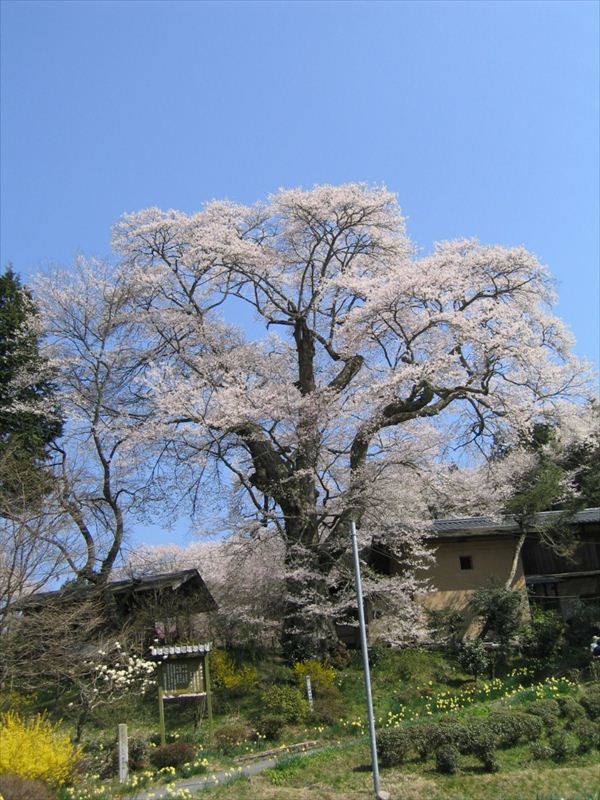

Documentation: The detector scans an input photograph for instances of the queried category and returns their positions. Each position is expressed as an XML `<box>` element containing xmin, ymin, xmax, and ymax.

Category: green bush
<box><xmin>149</xmin><ymin>742</ymin><xmax>197</xmax><ymax>769</ymax></box>
<box><xmin>310</xmin><ymin>685</ymin><xmax>345</xmax><ymax>726</ymax></box>
<box><xmin>411</xmin><ymin>724</ymin><xmax>437</xmax><ymax>761</ymax></box>
<box><xmin>525</xmin><ymin>699</ymin><xmax>561</xmax><ymax>729</ymax></box>
<box><xmin>571</xmin><ymin>718</ymin><xmax>600</xmax><ymax>753</ymax></box>
<box><xmin>382</xmin><ymin>649</ymin><xmax>453</xmax><ymax>684</ymax></box>
<box><xmin>580</xmin><ymin>686</ymin><xmax>600</xmax><ymax>719</ymax></box>
<box><xmin>255</xmin><ymin>716</ymin><xmax>284</xmax><ymax>742</ymax></box>
<box><xmin>213</xmin><ymin>723</ymin><xmax>251</xmax><ymax>752</ymax></box>
<box><xmin>456</xmin><ymin>639</ymin><xmax>490</xmax><ymax>679</ymax></box>
<box><xmin>548</xmin><ymin>731</ymin><xmax>576</xmax><ymax>762</ymax></box>
<box><xmin>377</xmin><ymin>728</ymin><xmax>412</xmax><ymax>767</ymax></box>
<box><xmin>530</xmin><ymin>742</ymin><xmax>553</xmax><ymax>760</ymax></box>
<box><xmin>464</xmin><ymin>722</ymin><xmax>498</xmax><ymax>771</ymax></box>
<box><xmin>564</xmin><ymin>600</ymin><xmax>600</xmax><ymax>646</ymax></box>
<box><xmin>128</xmin><ymin>737</ymin><xmax>149</xmax><ymax>771</ymax></box>
<box><xmin>434</xmin><ymin>719</ymin><xmax>498</xmax><ymax>768</ymax></box>
<box><xmin>520</xmin><ymin>608</ymin><xmax>565</xmax><ymax>658</ymax></box>
<box><xmin>0</xmin><ymin>774</ymin><xmax>56</xmax><ymax>800</ymax></box>
<box><xmin>488</xmin><ymin>710</ymin><xmax>544</xmax><ymax>747</ymax></box>
<box><xmin>469</xmin><ymin>585</ymin><xmax>523</xmax><ymax>646</ymax></box>
<box><xmin>110</xmin><ymin>736</ymin><xmax>149</xmax><ymax>773</ymax></box>
<box><xmin>435</xmin><ymin>743</ymin><xmax>460</xmax><ymax>774</ymax></box>
<box><xmin>437</xmin><ymin>720</ymin><xmax>474</xmax><ymax>754</ymax></box>
<box><xmin>558</xmin><ymin>696</ymin><xmax>586</xmax><ymax>724</ymax></box>
<box><xmin>261</xmin><ymin>686</ymin><xmax>309</xmax><ymax>723</ymax></box>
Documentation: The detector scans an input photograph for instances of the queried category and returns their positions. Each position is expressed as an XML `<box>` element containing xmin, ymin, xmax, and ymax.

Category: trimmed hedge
<box><xmin>377</xmin><ymin>728</ymin><xmax>413</xmax><ymax>767</ymax></box>
<box><xmin>435</xmin><ymin>743</ymin><xmax>460</xmax><ymax>774</ymax></box>
<box><xmin>548</xmin><ymin>731</ymin><xmax>577</xmax><ymax>762</ymax></box>
<box><xmin>149</xmin><ymin>742</ymin><xmax>197</xmax><ymax>769</ymax></box>
<box><xmin>525</xmin><ymin>699</ymin><xmax>561</xmax><ymax>729</ymax></box>
<box><xmin>580</xmin><ymin>686</ymin><xmax>600</xmax><ymax>720</ymax></box>
<box><xmin>213</xmin><ymin>723</ymin><xmax>251</xmax><ymax>752</ymax></box>
<box><xmin>571</xmin><ymin>718</ymin><xmax>600</xmax><ymax>753</ymax></box>
<box><xmin>488</xmin><ymin>710</ymin><xmax>544</xmax><ymax>747</ymax></box>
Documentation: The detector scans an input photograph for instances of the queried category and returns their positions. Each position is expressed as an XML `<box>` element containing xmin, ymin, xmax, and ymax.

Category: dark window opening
<box><xmin>459</xmin><ymin>556</ymin><xmax>473</xmax><ymax>570</ymax></box>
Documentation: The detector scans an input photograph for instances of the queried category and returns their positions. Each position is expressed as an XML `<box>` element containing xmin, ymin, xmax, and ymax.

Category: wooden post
<box><xmin>203</xmin><ymin>651</ymin><xmax>213</xmax><ymax>744</ymax></box>
<box><xmin>158</xmin><ymin>672</ymin><xmax>166</xmax><ymax>746</ymax></box>
<box><xmin>305</xmin><ymin>675</ymin><xmax>314</xmax><ymax>710</ymax></box>
<box><xmin>118</xmin><ymin>723</ymin><xmax>128</xmax><ymax>784</ymax></box>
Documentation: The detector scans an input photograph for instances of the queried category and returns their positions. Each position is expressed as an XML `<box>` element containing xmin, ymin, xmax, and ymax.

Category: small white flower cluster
<box><xmin>94</xmin><ymin>644</ymin><xmax>157</xmax><ymax>694</ymax></box>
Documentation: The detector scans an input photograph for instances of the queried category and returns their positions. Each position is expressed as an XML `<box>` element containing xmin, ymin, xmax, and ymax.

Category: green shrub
<box><xmin>548</xmin><ymin>731</ymin><xmax>576</xmax><ymax>762</ymax></box>
<box><xmin>255</xmin><ymin>716</ymin><xmax>284</xmax><ymax>742</ymax></box>
<box><xmin>571</xmin><ymin>718</ymin><xmax>600</xmax><ymax>753</ymax></box>
<box><xmin>377</xmin><ymin>728</ymin><xmax>412</xmax><ymax>767</ymax></box>
<box><xmin>558</xmin><ymin>696</ymin><xmax>586</xmax><ymax>724</ymax></box>
<box><xmin>310</xmin><ymin>685</ymin><xmax>345</xmax><ymax>726</ymax></box>
<box><xmin>128</xmin><ymin>737</ymin><xmax>149</xmax><ymax>771</ymax></box>
<box><xmin>564</xmin><ymin>600</ymin><xmax>600</xmax><ymax>646</ymax></box>
<box><xmin>589</xmin><ymin>661</ymin><xmax>600</xmax><ymax>682</ymax></box>
<box><xmin>213</xmin><ymin>723</ymin><xmax>251</xmax><ymax>752</ymax></box>
<box><xmin>525</xmin><ymin>699</ymin><xmax>561</xmax><ymax>729</ymax></box>
<box><xmin>110</xmin><ymin>736</ymin><xmax>149</xmax><ymax>773</ymax></box>
<box><xmin>149</xmin><ymin>742</ymin><xmax>197</xmax><ymax>769</ymax></box>
<box><xmin>435</xmin><ymin>743</ymin><xmax>460</xmax><ymax>774</ymax></box>
<box><xmin>383</xmin><ymin>649</ymin><xmax>453</xmax><ymax>684</ymax></box>
<box><xmin>580</xmin><ymin>686</ymin><xmax>600</xmax><ymax>719</ymax></box>
<box><xmin>261</xmin><ymin>686</ymin><xmax>309</xmax><ymax>723</ymax></box>
<box><xmin>520</xmin><ymin>608</ymin><xmax>565</xmax><ymax>658</ymax></box>
<box><xmin>456</xmin><ymin>639</ymin><xmax>490</xmax><ymax>679</ymax></box>
<box><xmin>411</xmin><ymin>724</ymin><xmax>436</xmax><ymax>761</ymax></box>
<box><xmin>463</xmin><ymin>722</ymin><xmax>498</xmax><ymax>771</ymax></box>
<box><xmin>488</xmin><ymin>710</ymin><xmax>544</xmax><ymax>747</ymax></box>
<box><xmin>0</xmin><ymin>774</ymin><xmax>57</xmax><ymax>800</ymax></box>
<box><xmin>469</xmin><ymin>585</ymin><xmax>523</xmax><ymax>647</ymax></box>
<box><xmin>530</xmin><ymin>742</ymin><xmax>553</xmax><ymax>760</ymax></box>
<box><xmin>292</xmin><ymin>660</ymin><xmax>336</xmax><ymax>691</ymax></box>
<box><xmin>437</xmin><ymin>721</ymin><xmax>473</xmax><ymax>753</ymax></box>
<box><xmin>434</xmin><ymin>719</ymin><xmax>497</xmax><ymax>768</ymax></box>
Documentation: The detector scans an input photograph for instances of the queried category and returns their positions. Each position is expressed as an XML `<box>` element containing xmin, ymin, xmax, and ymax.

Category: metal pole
<box><xmin>351</xmin><ymin>519</ymin><xmax>389</xmax><ymax>800</ymax></box>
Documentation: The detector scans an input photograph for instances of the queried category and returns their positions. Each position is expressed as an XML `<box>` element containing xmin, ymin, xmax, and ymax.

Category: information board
<box><xmin>161</xmin><ymin>658</ymin><xmax>204</xmax><ymax>697</ymax></box>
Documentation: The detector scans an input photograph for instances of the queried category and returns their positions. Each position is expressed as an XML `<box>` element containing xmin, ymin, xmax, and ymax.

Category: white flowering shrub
<box><xmin>65</xmin><ymin>641</ymin><xmax>157</xmax><ymax>737</ymax></box>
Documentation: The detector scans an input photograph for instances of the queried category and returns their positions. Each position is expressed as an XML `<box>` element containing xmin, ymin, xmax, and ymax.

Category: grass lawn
<box><xmin>203</xmin><ymin>742</ymin><xmax>600</xmax><ymax>800</ymax></box>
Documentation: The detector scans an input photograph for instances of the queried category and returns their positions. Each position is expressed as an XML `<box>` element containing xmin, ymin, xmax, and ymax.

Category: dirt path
<box><xmin>133</xmin><ymin>746</ymin><xmax>323</xmax><ymax>799</ymax></box>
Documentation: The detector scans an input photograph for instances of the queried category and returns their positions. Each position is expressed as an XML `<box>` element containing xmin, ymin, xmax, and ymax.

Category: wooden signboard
<box><xmin>161</xmin><ymin>658</ymin><xmax>204</xmax><ymax>698</ymax></box>
<box><xmin>151</xmin><ymin>643</ymin><xmax>213</xmax><ymax>745</ymax></box>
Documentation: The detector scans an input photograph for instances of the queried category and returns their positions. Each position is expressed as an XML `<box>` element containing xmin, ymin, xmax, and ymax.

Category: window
<box><xmin>459</xmin><ymin>555</ymin><xmax>473</xmax><ymax>570</ymax></box>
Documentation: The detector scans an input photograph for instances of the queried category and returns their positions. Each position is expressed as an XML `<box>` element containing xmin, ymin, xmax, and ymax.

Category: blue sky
<box><xmin>1</xmin><ymin>0</ymin><xmax>598</xmax><ymax>545</ymax></box>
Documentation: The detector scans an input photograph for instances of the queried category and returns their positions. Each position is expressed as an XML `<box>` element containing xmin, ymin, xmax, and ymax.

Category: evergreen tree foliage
<box><xmin>0</xmin><ymin>266</ymin><xmax>62</xmax><ymax>493</ymax></box>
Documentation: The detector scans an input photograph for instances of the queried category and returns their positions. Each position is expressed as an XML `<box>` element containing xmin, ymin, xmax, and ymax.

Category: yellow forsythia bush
<box><xmin>0</xmin><ymin>712</ymin><xmax>81</xmax><ymax>787</ymax></box>
<box><xmin>293</xmin><ymin>659</ymin><xmax>336</xmax><ymax>691</ymax></box>
<box><xmin>210</xmin><ymin>650</ymin><xmax>259</xmax><ymax>694</ymax></box>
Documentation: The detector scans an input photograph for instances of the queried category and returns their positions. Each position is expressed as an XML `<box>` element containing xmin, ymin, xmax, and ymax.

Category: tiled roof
<box><xmin>150</xmin><ymin>643</ymin><xmax>211</xmax><ymax>658</ymax></box>
<box><xmin>431</xmin><ymin>508</ymin><xmax>599</xmax><ymax>536</ymax></box>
